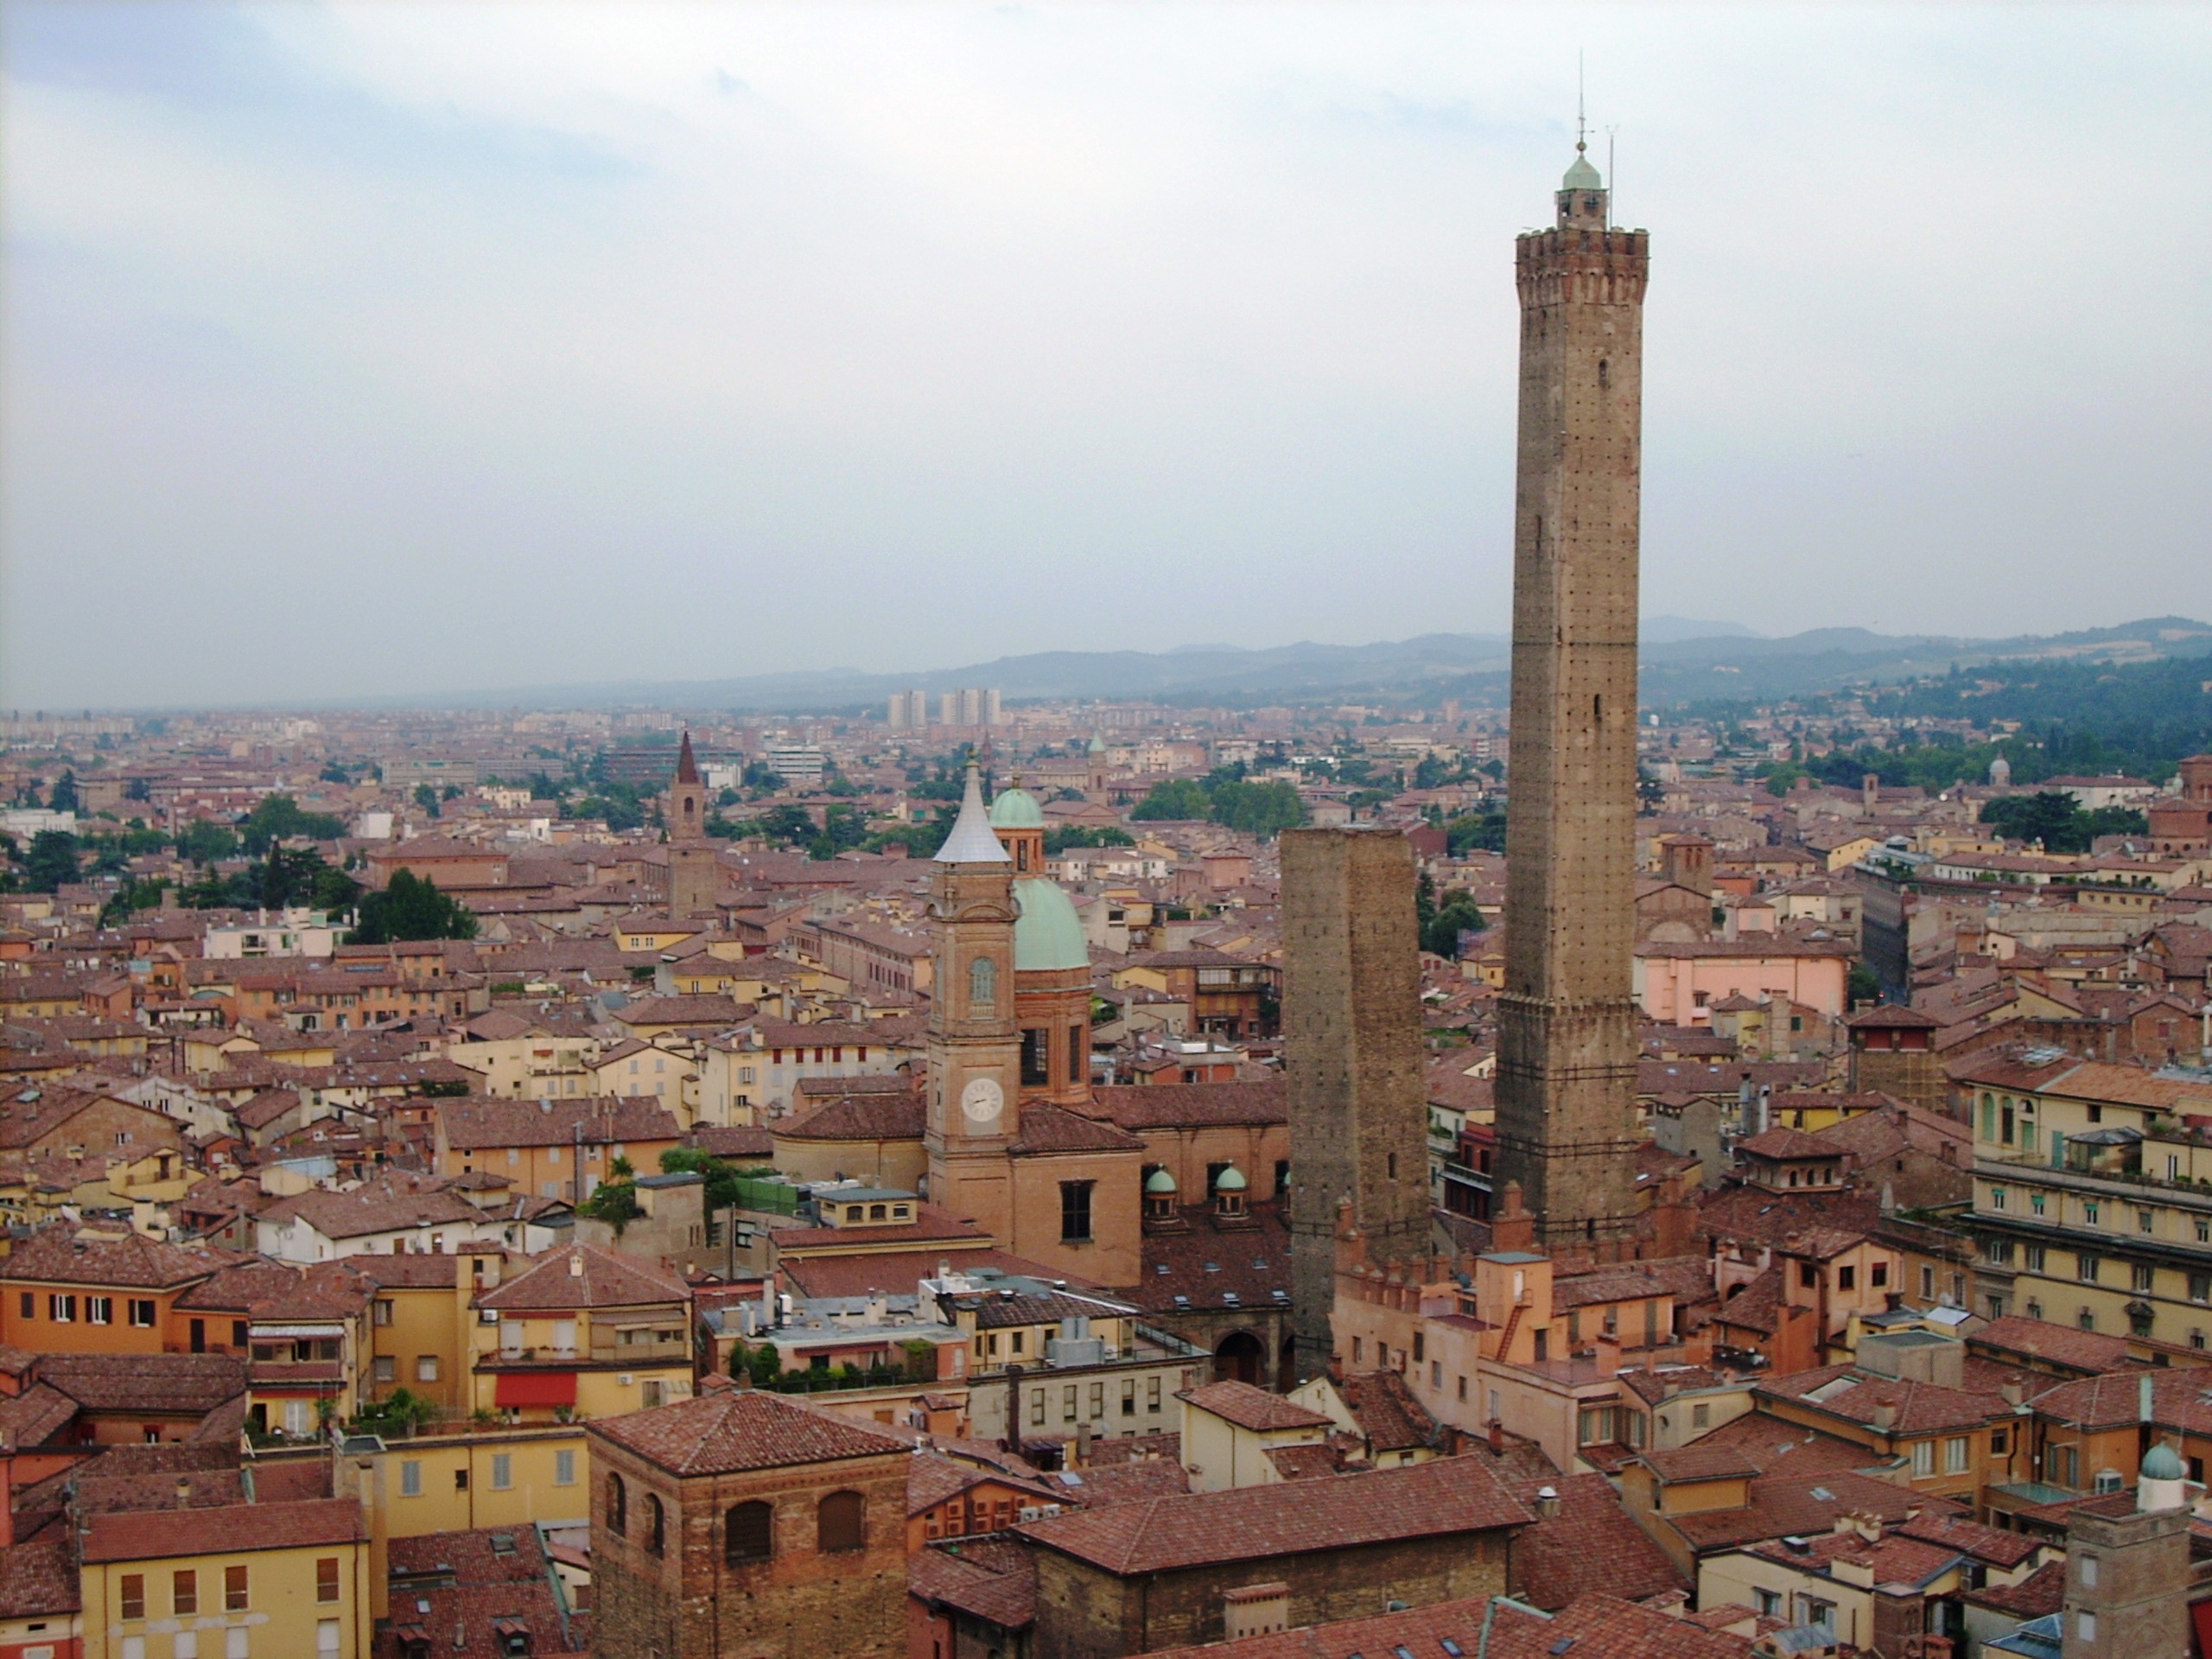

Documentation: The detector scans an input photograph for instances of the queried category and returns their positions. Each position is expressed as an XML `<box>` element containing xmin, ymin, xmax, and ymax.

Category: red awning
<box><xmin>2189</xmin><ymin>1596</ymin><xmax>2212</xmax><ymax>1659</ymax></box>
<box><xmin>494</xmin><ymin>1371</ymin><xmax>577</xmax><ymax>1408</ymax></box>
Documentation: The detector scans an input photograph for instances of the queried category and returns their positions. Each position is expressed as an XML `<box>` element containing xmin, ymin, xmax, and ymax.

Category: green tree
<box><xmin>238</xmin><ymin>795</ymin><xmax>346</xmax><ymax>855</ymax></box>
<box><xmin>174</xmin><ymin>820</ymin><xmax>239</xmax><ymax>864</ymax></box>
<box><xmin>659</xmin><ymin>1147</ymin><xmax>744</xmax><ymax>1211</ymax></box>
<box><xmin>48</xmin><ymin>771</ymin><xmax>79</xmax><ymax>812</ymax></box>
<box><xmin>1207</xmin><ymin>779</ymin><xmax>1306</xmax><ymax>839</ymax></box>
<box><xmin>351</xmin><ymin>869</ymin><xmax>477</xmax><ymax>944</ymax></box>
<box><xmin>1444</xmin><ymin>810</ymin><xmax>1508</xmax><ymax>856</ymax></box>
<box><xmin>1847</xmin><ymin>962</ymin><xmax>1883</xmax><ymax>1006</ymax></box>
<box><xmin>414</xmin><ymin>783</ymin><xmax>442</xmax><ymax>819</ymax></box>
<box><xmin>1980</xmin><ymin>791</ymin><xmax>2144</xmax><ymax>855</ymax></box>
<box><xmin>1043</xmin><ymin>825</ymin><xmax>1135</xmax><ymax>853</ymax></box>
<box><xmin>1421</xmin><ymin>894</ymin><xmax>1487</xmax><ymax>959</ymax></box>
<box><xmin>579</xmin><ymin>1155</ymin><xmax>641</xmax><ymax>1234</ymax></box>
<box><xmin>22</xmin><ymin>830</ymin><xmax>79</xmax><ymax>893</ymax></box>
<box><xmin>1130</xmin><ymin>779</ymin><xmax>1212</xmax><ymax>821</ymax></box>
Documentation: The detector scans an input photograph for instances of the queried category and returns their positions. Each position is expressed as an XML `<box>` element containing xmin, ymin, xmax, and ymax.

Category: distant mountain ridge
<box><xmin>329</xmin><ymin>616</ymin><xmax>2212</xmax><ymax>714</ymax></box>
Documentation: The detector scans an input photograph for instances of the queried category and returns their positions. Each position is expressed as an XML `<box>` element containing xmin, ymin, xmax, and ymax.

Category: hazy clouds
<box><xmin>4</xmin><ymin>3</ymin><xmax>2208</xmax><ymax>708</ymax></box>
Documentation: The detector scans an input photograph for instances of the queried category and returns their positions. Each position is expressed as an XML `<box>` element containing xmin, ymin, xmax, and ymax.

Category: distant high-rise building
<box><xmin>961</xmin><ymin>687</ymin><xmax>982</xmax><ymax>727</ymax></box>
<box><xmin>985</xmin><ymin>687</ymin><xmax>1003</xmax><ymax>727</ymax></box>
<box><xmin>939</xmin><ymin>690</ymin><xmax>959</xmax><ymax>728</ymax></box>
<box><xmin>887</xmin><ymin>691</ymin><xmax>910</xmax><ymax>730</ymax></box>
<box><xmin>1491</xmin><ymin>139</ymin><xmax>1649</xmax><ymax>1249</ymax></box>
<box><xmin>911</xmin><ymin>687</ymin><xmax>928</xmax><ymax>730</ymax></box>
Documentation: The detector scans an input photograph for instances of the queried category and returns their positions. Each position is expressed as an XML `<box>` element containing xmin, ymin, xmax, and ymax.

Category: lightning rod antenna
<box><xmin>1576</xmin><ymin>53</ymin><xmax>1586</xmax><ymax>156</ymax></box>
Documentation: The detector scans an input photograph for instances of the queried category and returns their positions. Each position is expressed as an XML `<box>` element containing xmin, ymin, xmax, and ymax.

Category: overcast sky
<box><xmin>4</xmin><ymin>3</ymin><xmax>2208</xmax><ymax>709</ymax></box>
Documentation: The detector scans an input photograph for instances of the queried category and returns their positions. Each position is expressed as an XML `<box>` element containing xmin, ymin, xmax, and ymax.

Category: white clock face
<box><xmin>960</xmin><ymin>1077</ymin><xmax>1004</xmax><ymax>1125</ymax></box>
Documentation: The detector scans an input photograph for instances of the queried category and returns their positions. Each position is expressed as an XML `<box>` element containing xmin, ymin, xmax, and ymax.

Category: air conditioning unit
<box><xmin>619</xmin><ymin>1374</ymin><xmax>633</xmax><ymax>1386</ymax></box>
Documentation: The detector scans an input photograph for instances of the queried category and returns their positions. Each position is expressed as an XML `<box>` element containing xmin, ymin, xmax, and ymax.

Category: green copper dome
<box><xmin>1013</xmin><ymin>876</ymin><xmax>1089</xmax><ymax>971</ymax></box>
<box><xmin>1214</xmin><ymin>1164</ymin><xmax>1248</xmax><ymax>1192</ymax></box>
<box><xmin>989</xmin><ymin>786</ymin><xmax>1046</xmax><ymax>830</ymax></box>
<box><xmin>1086</xmin><ymin>734</ymin><xmax>1107</xmax><ymax>753</ymax></box>
<box><xmin>1144</xmin><ymin>1168</ymin><xmax>1179</xmax><ymax>1195</ymax></box>
<box><xmin>2143</xmin><ymin>1440</ymin><xmax>2187</xmax><ymax>1481</ymax></box>
<box><xmin>1562</xmin><ymin>149</ymin><xmax>1603</xmax><ymax>192</ymax></box>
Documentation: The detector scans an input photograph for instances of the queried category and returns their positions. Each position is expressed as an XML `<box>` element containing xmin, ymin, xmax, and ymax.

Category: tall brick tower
<box><xmin>1491</xmin><ymin>141</ymin><xmax>1649</xmax><ymax>1248</ymax></box>
<box><xmin>663</xmin><ymin>731</ymin><xmax>720</xmax><ymax>920</ymax></box>
<box><xmin>1282</xmin><ymin>828</ymin><xmax>1432</xmax><ymax>1381</ymax></box>
<box><xmin>923</xmin><ymin>761</ymin><xmax>1021</xmax><ymax>1240</ymax></box>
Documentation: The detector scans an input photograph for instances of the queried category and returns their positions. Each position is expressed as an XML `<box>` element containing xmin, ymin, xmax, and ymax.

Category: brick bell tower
<box><xmin>924</xmin><ymin>760</ymin><xmax>1022</xmax><ymax>1238</ymax></box>
<box><xmin>1491</xmin><ymin>137</ymin><xmax>1649</xmax><ymax>1248</ymax></box>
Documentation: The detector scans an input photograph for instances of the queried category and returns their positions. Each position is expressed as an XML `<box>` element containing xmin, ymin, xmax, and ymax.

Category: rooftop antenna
<box><xmin>1576</xmin><ymin>52</ymin><xmax>1587</xmax><ymax>160</ymax></box>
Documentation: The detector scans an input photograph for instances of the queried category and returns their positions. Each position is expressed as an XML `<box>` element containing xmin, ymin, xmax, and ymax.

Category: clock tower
<box><xmin>924</xmin><ymin>761</ymin><xmax>1022</xmax><ymax>1238</ymax></box>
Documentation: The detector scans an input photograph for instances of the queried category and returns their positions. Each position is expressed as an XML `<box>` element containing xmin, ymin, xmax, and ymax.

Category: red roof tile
<box><xmin>589</xmin><ymin>1385</ymin><xmax>909</xmax><ymax>1477</ymax></box>
<box><xmin>1016</xmin><ymin>1454</ymin><xmax>1531</xmax><ymax>1575</ymax></box>
<box><xmin>1176</xmin><ymin>1381</ymin><xmax>1331</xmax><ymax>1434</ymax></box>
<box><xmin>82</xmin><ymin>1497</ymin><xmax>364</xmax><ymax>1562</ymax></box>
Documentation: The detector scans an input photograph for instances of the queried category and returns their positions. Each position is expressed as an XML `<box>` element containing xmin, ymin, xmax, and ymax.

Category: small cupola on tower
<box><xmin>1144</xmin><ymin>1167</ymin><xmax>1179</xmax><ymax>1221</ymax></box>
<box><xmin>988</xmin><ymin>779</ymin><xmax>1048</xmax><ymax>874</ymax></box>
<box><xmin>1557</xmin><ymin>143</ymin><xmax>1606</xmax><ymax>230</ymax></box>
<box><xmin>1213</xmin><ymin>1164</ymin><xmax>1249</xmax><ymax>1222</ymax></box>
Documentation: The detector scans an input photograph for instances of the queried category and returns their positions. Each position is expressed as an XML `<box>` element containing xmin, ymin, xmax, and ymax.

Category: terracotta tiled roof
<box><xmin>35</xmin><ymin>1351</ymin><xmax>248</xmax><ymax>1416</ymax></box>
<box><xmin>1508</xmin><ymin>1472</ymin><xmax>1687</xmax><ymax>1611</ymax></box>
<box><xmin>771</xmin><ymin>1206</ymin><xmax>992</xmax><ymax>1254</ymax></box>
<box><xmin>0</xmin><ymin>1382</ymin><xmax>79</xmax><ymax>1447</ymax></box>
<box><xmin>1262</xmin><ymin>1442</ymin><xmax>1344</xmax><ymax>1482</ymax></box>
<box><xmin>1753</xmin><ymin>1365</ymin><xmax>2012</xmax><ymax>1435</ymax></box>
<box><xmin>1007</xmin><ymin>1102</ymin><xmax>1145</xmax><ymax>1154</ymax></box>
<box><xmin>1665</xmin><ymin>1470</ymin><xmax>1957</xmax><ymax>1553</ymax></box>
<box><xmin>1670</xmin><ymin>1411</ymin><xmax>1882</xmax><ymax>1477</ymax></box>
<box><xmin>1897</xmin><ymin>1510</ymin><xmax>2045</xmax><ymax>1568</ymax></box>
<box><xmin>1970</xmin><ymin>1315</ymin><xmax>2148</xmax><ymax>1377</ymax></box>
<box><xmin>0</xmin><ymin>1226</ymin><xmax>234</xmax><ymax>1290</ymax></box>
<box><xmin>1016</xmin><ymin>1454</ymin><xmax>1531</xmax><ymax>1575</ymax></box>
<box><xmin>775</xmin><ymin>1091</ymin><xmax>925</xmax><ymax>1142</ymax></box>
<box><xmin>1736</xmin><ymin>1127</ymin><xmax>1840</xmax><ymax>1160</ymax></box>
<box><xmin>1552</xmin><ymin>1255</ymin><xmax>1711</xmax><ymax>1313</ymax></box>
<box><xmin>908</xmin><ymin>1538</ymin><xmax>1037</xmax><ymax>1631</ymax></box>
<box><xmin>437</xmin><ymin>1096</ymin><xmax>680</xmax><ymax>1151</ymax></box>
<box><xmin>1333</xmin><ymin>1370</ymin><xmax>1437</xmax><ymax>1454</ymax></box>
<box><xmin>1961</xmin><ymin>1557</ymin><xmax>2066</xmax><ymax>1618</ymax></box>
<box><xmin>82</xmin><ymin>1496</ymin><xmax>365</xmax><ymax>1562</ymax></box>
<box><xmin>1144</xmin><ymin>1592</ymin><xmax>1752</xmax><ymax>1659</ymax></box>
<box><xmin>1637</xmin><ymin>1444</ymin><xmax>1764</xmax><ymax>1483</ymax></box>
<box><xmin>0</xmin><ymin>1538</ymin><xmax>79</xmax><ymax>1619</ymax></box>
<box><xmin>590</xmin><ymin>1385</ymin><xmax>908</xmax><ymax>1477</ymax></box>
<box><xmin>1082</xmin><ymin>1081</ymin><xmax>1285</xmax><ymax>1129</ymax></box>
<box><xmin>1125</xmin><ymin>1204</ymin><xmax>1291</xmax><ymax>1315</ymax></box>
<box><xmin>264</xmin><ymin>1181</ymin><xmax>486</xmax><ymax>1242</ymax></box>
<box><xmin>1177</xmin><ymin>1380</ymin><xmax>1330</xmax><ymax>1434</ymax></box>
<box><xmin>474</xmin><ymin>1244</ymin><xmax>686</xmax><ymax>1313</ymax></box>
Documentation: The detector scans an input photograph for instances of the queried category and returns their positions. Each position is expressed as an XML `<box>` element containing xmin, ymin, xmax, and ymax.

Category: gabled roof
<box><xmin>474</xmin><ymin>1244</ymin><xmax>687</xmax><ymax>1313</ymax></box>
<box><xmin>0</xmin><ymin>1226</ymin><xmax>233</xmax><ymax>1291</ymax></box>
<box><xmin>591</xmin><ymin>1384</ymin><xmax>907</xmax><ymax>1476</ymax></box>
<box><xmin>83</xmin><ymin>1497</ymin><xmax>364</xmax><ymax>1563</ymax></box>
<box><xmin>1016</xmin><ymin>1455</ymin><xmax>1531</xmax><ymax>1575</ymax></box>
<box><xmin>1177</xmin><ymin>1380</ymin><xmax>1331</xmax><ymax>1434</ymax></box>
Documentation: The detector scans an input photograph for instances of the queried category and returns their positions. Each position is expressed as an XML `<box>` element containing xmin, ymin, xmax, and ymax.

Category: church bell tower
<box><xmin>924</xmin><ymin>761</ymin><xmax>1021</xmax><ymax>1236</ymax></box>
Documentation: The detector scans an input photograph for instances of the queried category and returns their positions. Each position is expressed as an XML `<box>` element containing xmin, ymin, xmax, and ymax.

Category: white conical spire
<box><xmin>935</xmin><ymin>759</ymin><xmax>1011</xmax><ymax>864</ymax></box>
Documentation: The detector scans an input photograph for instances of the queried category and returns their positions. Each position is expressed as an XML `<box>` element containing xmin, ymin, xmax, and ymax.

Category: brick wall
<box><xmin>590</xmin><ymin>1433</ymin><xmax>908</xmax><ymax>1659</ymax></box>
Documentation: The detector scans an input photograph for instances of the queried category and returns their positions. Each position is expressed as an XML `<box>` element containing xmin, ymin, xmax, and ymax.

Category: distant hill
<box><xmin>358</xmin><ymin>616</ymin><xmax>2212</xmax><ymax>715</ymax></box>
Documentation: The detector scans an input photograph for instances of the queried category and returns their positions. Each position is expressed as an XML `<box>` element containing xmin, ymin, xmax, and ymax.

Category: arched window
<box><xmin>606</xmin><ymin>1473</ymin><xmax>626</xmax><ymax>1537</ymax></box>
<box><xmin>726</xmin><ymin>1500</ymin><xmax>773</xmax><ymax>1565</ymax></box>
<box><xmin>645</xmin><ymin>1493</ymin><xmax>665</xmax><ymax>1557</ymax></box>
<box><xmin>969</xmin><ymin>957</ymin><xmax>997</xmax><ymax>1014</ymax></box>
<box><xmin>817</xmin><ymin>1490</ymin><xmax>865</xmax><ymax>1553</ymax></box>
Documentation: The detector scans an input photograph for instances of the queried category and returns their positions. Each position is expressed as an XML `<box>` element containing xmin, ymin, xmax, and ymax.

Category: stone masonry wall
<box><xmin>1030</xmin><ymin>1529</ymin><xmax>1512</xmax><ymax>1656</ymax></box>
<box><xmin>1492</xmin><ymin>177</ymin><xmax>1649</xmax><ymax>1248</ymax></box>
<box><xmin>1282</xmin><ymin>828</ymin><xmax>1433</xmax><ymax>1382</ymax></box>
